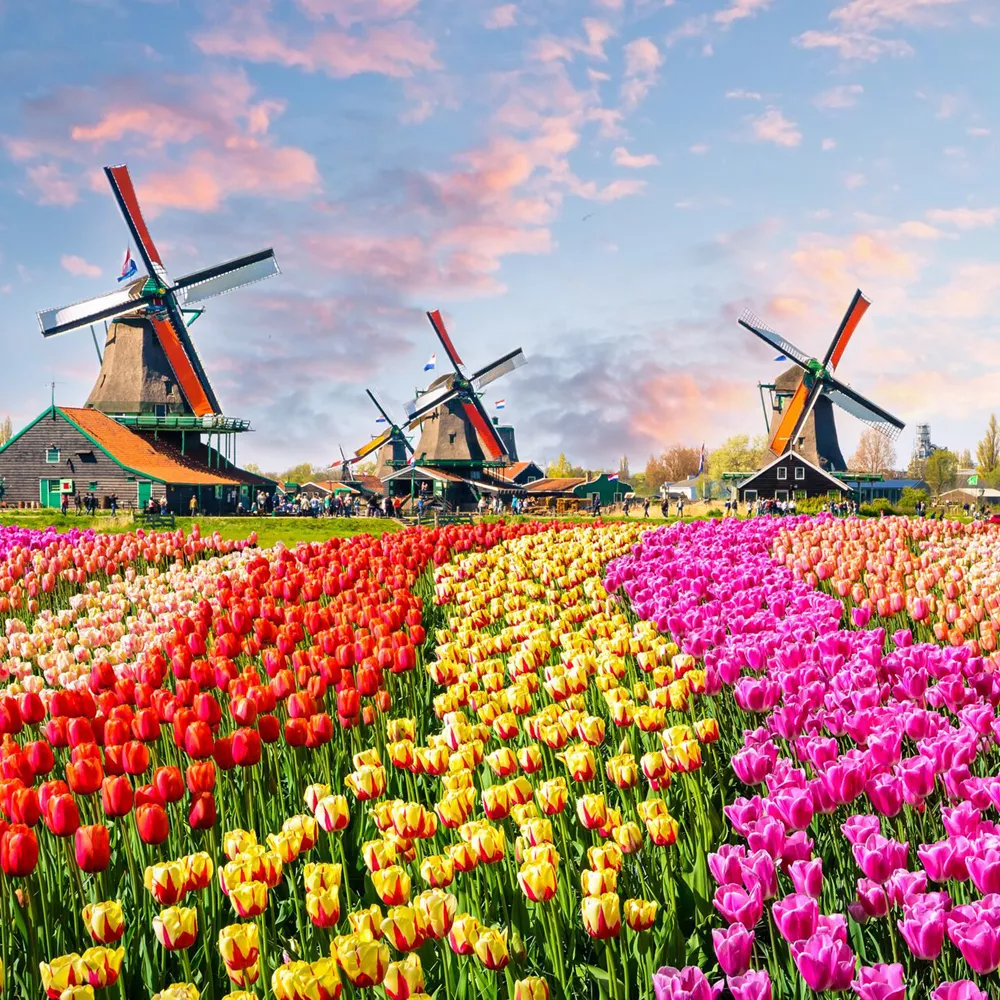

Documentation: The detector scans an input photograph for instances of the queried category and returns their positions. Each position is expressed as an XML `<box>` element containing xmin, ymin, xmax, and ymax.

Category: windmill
<box><xmin>739</xmin><ymin>290</ymin><xmax>904</xmax><ymax>472</ymax></box>
<box><xmin>334</xmin><ymin>445</ymin><xmax>361</xmax><ymax>484</ymax></box>
<box><xmin>404</xmin><ymin>310</ymin><xmax>526</xmax><ymax>463</ymax></box>
<box><xmin>352</xmin><ymin>389</ymin><xmax>414</xmax><ymax>479</ymax></box>
<box><xmin>37</xmin><ymin>164</ymin><xmax>279</xmax><ymax>418</ymax></box>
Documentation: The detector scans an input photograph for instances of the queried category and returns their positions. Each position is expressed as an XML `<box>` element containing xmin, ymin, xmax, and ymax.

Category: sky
<box><xmin>0</xmin><ymin>0</ymin><xmax>997</xmax><ymax>474</ymax></box>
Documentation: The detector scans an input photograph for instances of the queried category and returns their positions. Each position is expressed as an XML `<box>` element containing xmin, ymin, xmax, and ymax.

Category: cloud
<box><xmin>293</xmin><ymin>0</ymin><xmax>420</xmax><ymax>24</ymax></box>
<box><xmin>484</xmin><ymin>3</ymin><xmax>517</xmax><ymax>28</ymax></box>
<box><xmin>795</xmin><ymin>0</ymin><xmax>970</xmax><ymax>61</ymax></box>
<box><xmin>821</xmin><ymin>138</ymin><xmax>837</xmax><ymax>150</ymax></box>
<box><xmin>60</xmin><ymin>254</ymin><xmax>101</xmax><ymax>277</ymax></box>
<box><xmin>844</xmin><ymin>172</ymin><xmax>866</xmax><ymax>189</ymax></box>
<box><xmin>815</xmin><ymin>84</ymin><xmax>864</xmax><ymax>109</ymax></box>
<box><xmin>26</xmin><ymin>163</ymin><xmax>78</xmax><ymax>206</ymax></box>
<box><xmin>620</xmin><ymin>37</ymin><xmax>661</xmax><ymax>110</ymax></box>
<box><xmin>726</xmin><ymin>88</ymin><xmax>762</xmax><ymax>100</ymax></box>
<box><xmin>194</xmin><ymin>8</ymin><xmax>439</xmax><ymax>79</ymax></box>
<box><xmin>926</xmin><ymin>206</ymin><xmax>1000</xmax><ymax>229</ymax></box>
<box><xmin>689</xmin><ymin>143</ymin><xmax>710</xmax><ymax>155</ymax></box>
<box><xmin>611</xmin><ymin>146</ymin><xmax>659</xmax><ymax>168</ymax></box>
<box><xmin>752</xmin><ymin>107</ymin><xmax>802</xmax><ymax>147</ymax></box>
<box><xmin>898</xmin><ymin>220</ymin><xmax>949</xmax><ymax>240</ymax></box>
<box><xmin>968</xmin><ymin>127</ymin><xmax>991</xmax><ymax>137</ymax></box>
<box><xmin>714</xmin><ymin>0</ymin><xmax>772</xmax><ymax>27</ymax></box>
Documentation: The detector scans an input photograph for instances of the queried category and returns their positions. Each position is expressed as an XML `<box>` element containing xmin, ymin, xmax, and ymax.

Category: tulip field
<box><xmin>5</xmin><ymin>515</ymin><xmax>1000</xmax><ymax>1000</ymax></box>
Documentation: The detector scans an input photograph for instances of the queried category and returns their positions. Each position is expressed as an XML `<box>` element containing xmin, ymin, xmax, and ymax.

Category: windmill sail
<box><xmin>471</xmin><ymin>348</ymin><xmax>527</xmax><ymax>390</ymax></box>
<box><xmin>823</xmin><ymin>379</ymin><xmax>904</xmax><ymax>439</ymax></box>
<box><xmin>738</xmin><ymin>312</ymin><xmax>813</xmax><ymax>372</ymax></box>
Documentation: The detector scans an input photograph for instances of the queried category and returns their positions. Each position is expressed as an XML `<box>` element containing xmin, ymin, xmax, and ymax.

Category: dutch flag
<box><xmin>495</xmin><ymin>399</ymin><xmax>506</xmax><ymax>410</ymax></box>
<box><xmin>608</xmin><ymin>473</ymin><xmax>619</xmax><ymax>482</ymax></box>
<box><xmin>424</xmin><ymin>354</ymin><xmax>437</xmax><ymax>372</ymax></box>
<box><xmin>118</xmin><ymin>248</ymin><xmax>138</xmax><ymax>283</ymax></box>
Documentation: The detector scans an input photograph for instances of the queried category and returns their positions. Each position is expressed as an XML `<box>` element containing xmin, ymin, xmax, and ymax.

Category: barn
<box><xmin>734</xmin><ymin>452</ymin><xmax>852</xmax><ymax>504</ymax></box>
<box><xmin>0</xmin><ymin>405</ymin><xmax>273</xmax><ymax>514</ymax></box>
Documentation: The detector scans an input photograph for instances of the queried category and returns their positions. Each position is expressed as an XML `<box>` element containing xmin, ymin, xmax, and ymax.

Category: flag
<box><xmin>775</xmin><ymin>354</ymin><xmax>787</xmax><ymax>362</ymax></box>
<box><xmin>407</xmin><ymin>452</ymin><xmax>417</xmax><ymax>467</ymax></box>
<box><xmin>375</xmin><ymin>416</ymin><xmax>388</xmax><ymax>424</ymax></box>
<box><xmin>117</xmin><ymin>248</ymin><xmax>137</xmax><ymax>283</ymax></box>
<box><xmin>495</xmin><ymin>399</ymin><xmax>506</xmax><ymax>410</ymax></box>
<box><xmin>608</xmin><ymin>473</ymin><xmax>619</xmax><ymax>482</ymax></box>
<box><xmin>424</xmin><ymin>354</ymin><xmax>437</xmax><ymax>372</ymax></box>
<box><xmin>697</xmin><ymin>443</ymin><xmax>706</xmax><ymax>475</ymax></box>
<box><xmin>969</xmin><ymin>474</ymin><xmax>979</xmax><ymax>486</ymax></box>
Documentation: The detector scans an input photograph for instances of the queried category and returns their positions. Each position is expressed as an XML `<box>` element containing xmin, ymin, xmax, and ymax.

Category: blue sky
<box><xmin>0</xmin><ymin>0</ymin><xmax>997</xmax><ymax>472</ymax></box>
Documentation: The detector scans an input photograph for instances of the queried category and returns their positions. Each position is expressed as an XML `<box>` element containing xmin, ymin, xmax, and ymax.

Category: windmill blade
<box><xmin>462</xmin><ymin>397</ymin><xmax>507</xmax><ymax>460</ymax></box>
<box><xmin>392</xmin><ymin>427</ymin><xmax>415</xmax><ymax>456</ymax></box>
<box><xmin>148</xmin><ymin>314</ymin><xmax>217</xmax><ymax>416</ymax></box>
<box><xmin>172</xmin><ymin>249</ymin><xmax>280</xmax><ymax>304</ymax></box>
<box><xmin>426</xmin><ymin>310</ymin><xmax>464</xmax><ymax>373</ymax></box>
<box><xmin>403</xmin><ymin>381</ymin><xmax>459</xmax><ymax>421</ymax></box>
<box><xmin>365</xmin><ymin>388</ymin><xmax>397</xmax><ymax>427</ymax></box>
<box><xmin>470</xmin><ymin>348</ymin><xmax>527</xmax><ymax>391</ymax></box>
<box><xmin>355</xmin><ymin>429</ymin><xmax>392</xmax><ymax>460</ymax></box>
<box><xmin>38</xmin><ymin>284</ymin><xmax>151</xmax><ymax>338</ymax></box>
<box><xmin>160</xmin><ymin>295</ymin><xmax>221</xmax><ymax>415</ymax></box>
<box><xmin>339</xmin><ymin>445</ymin><xmax>349</xmax><ymax>464</ymax></box>
<box><xmin>739</xmin><ymin>312</ymin><xmax>813</xmax><ymax>372</ymax></box>
<box><xmin>104</xmin><ymin>165</ymin><xmax>167</xmax><ymax>282</ymax></box>
<box><xmin>822</xmin><ymin>290</ymin><xmax>870</xmax><ymax>371</ymax></box>
<box><xmin>823</xmin><ymin>378</ymin><xmax>905</xmax><ymax>439</ymax></box>
<box><xmin>767</xmin><ymin>380</ymin><xmax>812</xmax><ymax>455</ymax></box>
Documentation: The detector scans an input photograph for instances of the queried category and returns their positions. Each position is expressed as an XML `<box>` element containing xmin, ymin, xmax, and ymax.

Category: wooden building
<box><xmin>0</xmin><ymin>406</ymin><xmax>272</xmax><ymax>514</ymax></box>
<box><xmin>525</xmin><ymin>473</ymin><xmax>633</xmax><ymax>512</ymax></box>
<box><xmin>734</xmin><ymin>453</ymin><xmax>852</xmax><ymax>504</ymax></box>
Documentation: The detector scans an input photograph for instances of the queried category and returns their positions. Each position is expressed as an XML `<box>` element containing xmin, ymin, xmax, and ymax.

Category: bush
<box><xmin>897</xmin><ymin>486</ymin><xmax>929</xmax><ymax>515</ymax></box>
<box><xmin>706</xmin><ymin>508</ymin><xmax>723</xmax><ymax>517</ymax></box>
<box><xmin>794</xmin><ymin>497</ymin><xmax>831</xmax><ymax>515</ymax></box>
<box><xmin>860</xmin><ymin>501</ymin><xmax>897</xmax><ymax>517</ymax></box>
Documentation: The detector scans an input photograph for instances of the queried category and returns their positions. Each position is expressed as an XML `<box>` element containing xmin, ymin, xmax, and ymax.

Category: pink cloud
<box><xmin>60</xmin><ymin>254</ymin><xmax>101</xmax><ymax>277</ymax></box>
<box><xmin>714</xmin><ymin>0</ymin><xmax>772</xmax><ymax>27</ymax></box>
<box><xmin>752</xmin><ymin>107</ymin><xmax>802</xmax><ymax>147</ymax></box>
<box><xmin>195</xmin><ymin>18</ymin><xmax>438</xmax><ymax>78</ymax></box>
<box><xmin>611</xmin><ymin>146</ymin><xmax>659</xmax><ymax>168</ymax></box>
<box><xmin>926</xmin><ymin>206</ymin><xmax>1000</xmax><ymax>229</ymax></box>
<box><xmin>26</xmin><ymin>163</ymin><xmax>77</xmax><ymax>206</ymax></box>
<box><xmin>620</xmin><ymin>37</ymin><xmax>661</xmax><ymax>109</ymax></box>
<box><xmin>484</xmin><ymin>3</ymin><xmax>517</xmax><ymax>28</ymax></box>
<box><xmin>898</xmin><ymin>220</ymin><xmax>949</xmax><ymax>239</ymax></box>
<box><xmin>293</xmin><ymin>0</ymin><xmax>420</xmax><ymax>25</ymax></box>
<box><xmin>531</xmin><ymin>18</ymin><xmax>615</xmax><ymax>62</ymax></box>
<box><xmin>795</xmin><ymin>30</ymin><xmax>913</xmax><ymax>59</ymax></box>
<box><xmin>726</xmin><ymin>88</ymin><xmax>762</xmax><ymax>100</ymax></box>
<box><xmin>815</xmin><ymin>83</ymin><xmax>864</xmax><ymax>109</ymax></box>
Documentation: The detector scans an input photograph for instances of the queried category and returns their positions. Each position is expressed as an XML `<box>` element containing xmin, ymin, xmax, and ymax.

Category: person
<box><xmin>159</xmin><ymin>497</ymin><xmax>168</xmax><ymax>515</ymax></box>
<box><xmin>660</xmin><ymin>498</ymin><xmax>668</xmax><ymax>517</ymax></box>
<box><xmin>592</xmin><ymin>495</ymin><xmax>601</xmax><ymax>517</ymax></box>
<box><xmin>61</xmin><ymin>493</ymin><xmax>69</xmax><ymax>516</ymax></box>
<box><xmin>477</xmin><ymin>495</ymin><xmax>487</xmax><ymax>518</ymax></box>
<box><xmin>677</xmin><ymin>498</ymin><xmax>684</xmax><ymax>518</ymax></box>
<box><xmin>110</xmin><ymin>494</ymin><xmax>118</xmax><ymax>516</ymax></box>
<box><xmin>643</xmin><ymin>497</ymin><xmax>650</xmax><ymax>517</ymax></box>
<box><xmin>189</xmin><ymin>495</ymin><xmax>198</xmax><ymax>517</ymax></box>
<box><xmin>724</xmin><ymin>499</ymin><xmax>731</xmax><ymax>517</ymax></box>
<box><xmin>417</xmin><ymin>495</ymin><xmax>425</xmax><ymax>519</ymax></box>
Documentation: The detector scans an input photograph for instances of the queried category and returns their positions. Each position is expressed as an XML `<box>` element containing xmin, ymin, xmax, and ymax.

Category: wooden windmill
<box><xmin>352</xmin><ymin>390</ymin><xmax>414</xmax><ymax>481</ymax></box>
<box><xmin>740</xmin><ymin>290</ymin><xmax>904</xmax><ymax>471</ymax></box>
<box><xmin>404</xmin><ymin>310</ymin><xmax>526</xmax><ymax>465</ymax></box>
<box><xmin>37</xmin><ymin>164</ymin><xmax>279</xmax><ymax>419</ymax></box>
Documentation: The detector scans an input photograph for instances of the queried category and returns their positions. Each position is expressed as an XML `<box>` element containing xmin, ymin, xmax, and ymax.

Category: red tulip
<box><xmin>183</xmin><ymin>721</ymin><xmax>214</xmax><ymax>759</ymax></box>
<box><xmin>232</xmin><ymin>728</ymin><xmax>261</xmax><ymax>767</ymax></box>
<box><xmin>75</xmin><ymin>823</ymin><xmax>111</xmax><ymax>872</ymax></box>
<box><xmin>284</xmin><ymin>718</ymin><xmax>308</xmax><ymax>747</ymax></box>
<box><xmin>66</xmin><ymin>756</ymin><xmax>103</xmax><ymax>796</ymax></box>
<box><xmin>258</xmin><ymin>714</ymin><xmax>281</xmax><ymax>743</ymax></box>
<box><xmin>136</xmin><ymin>803</ymin><xmax>170</xmax><ymax>845</ymax></box>
<box><xmin>189</xmin><ymin>792</ymin><xmax>217</xmax><ymax>830</ymax></box>
<box><xmin>1</xmin><ymin>823</ymin><xmax>38</xmax><ymax>876</ymax></box>
<box><xmin>122</xmin><ymin>740</ymin><xmax>150</xmax><ymax>776</ymax></box>
<box><xmin>101</xmin><ymin>776</ymin><xmax>134</xmax><ymax>818</ymax></box>
<box><xmin>10</xmin><ymin>787</ymin><xmax>40</xmax><ymax>826</ymax></box>
<box><xmin>186</xmin><ymin>761</ymin><xmax>216</xmax><ymax>794</ymax></box>
<box><xmin>154</xmin><ymin>766</ymin><xmax>185</xmax><ymax>804</ymax></box>
<box><xmin>132</xmin><ymin>709</ymin><xmax>161</xmax><ymax>742</ymax></box>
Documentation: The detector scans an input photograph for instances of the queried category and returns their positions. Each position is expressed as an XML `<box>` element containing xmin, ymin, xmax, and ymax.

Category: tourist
<box><xmin>643</xmin><ymin>498</ymin><xmax>650</xmax><ymax>517</ymax></box>
<box><xmin>61</xmin><ymin>493</ymin><xmax>69</xmax><ymax>516</ymax></box>
<box><xmin>477</xmin><ymin>495</ymin><xmax>487</xmax><ymax>518</ymax></box>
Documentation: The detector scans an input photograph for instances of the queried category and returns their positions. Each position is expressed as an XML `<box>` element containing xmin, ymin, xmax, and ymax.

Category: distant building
<box><xmin>939</xmin><ymin>487</ymin><xmax>1000</xmax><ymax>507</ymax></box>
<box><xmin>734</xmin><ymin>453</ymin><xmax>851</xmax><ymax>504</ymax></box>
<box><xmin>843</xmin><ymin>477</ymin><xmax>929</xmax><ymax>506</ymax></box>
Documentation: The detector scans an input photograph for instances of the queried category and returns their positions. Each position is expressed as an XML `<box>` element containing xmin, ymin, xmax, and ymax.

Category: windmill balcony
<box><xmin>113</xmin><ymin>413</ymin><xmax>252</xmax><ymax>433</ymax></box>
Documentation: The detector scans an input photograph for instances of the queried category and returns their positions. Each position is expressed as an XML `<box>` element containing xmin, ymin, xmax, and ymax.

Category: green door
<box><xmin>137</xmin><ymin>481</ymin><xmax>152</xmax><ymax>509</ymax></box>
<box><xmin>39</xmin><ymin>479</ymin><xmax>62</xmax><ymax>508</ymax></box>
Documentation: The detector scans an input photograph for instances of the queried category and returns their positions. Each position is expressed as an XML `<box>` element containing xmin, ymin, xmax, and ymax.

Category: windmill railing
<box><xmin>114</xmin><ymin>414</ymin><xmax>252</xmax><ymax>433</ymax></box>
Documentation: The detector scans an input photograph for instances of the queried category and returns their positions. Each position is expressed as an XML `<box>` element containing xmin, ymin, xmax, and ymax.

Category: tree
<box><xmin>357</xmin><ymin>460</ymin><xmax>377</xmax><ymax>477</ymax></box>
<box><xmin>977</xmin><ymin>415</ymin><xmax>1000</xmax><ymax>485</ymax></box>
<box><xmin>279</xmin><ymin>462</ymin><xmax>320</xmax><ymax>484</ymax></box>
<box><xmin>960</xmin><ymin>448</ymin><xmax>973</xmax><ymax>468</ymax></box>
<box><xmin>243</xmin><ymin>462</ymin><xmax>264</xmax><ymax>476</ymax></box>
<box><xmin>924</xmin><ymin>449</ymin><xmax>959</xmax><ymax>496</ymax></box>
<box><xmin>707</xmin><ymin>435</ymin><xmax>768</xmax><ymax>482</ymax></box>
<box><xmin>847</xmin><ymin>429</ymin><xmax>896</xmax><ymax>475</ymax></box>
<box><xmin>645</xmin><ymin>446</ymin><xmax>701</xmax><ymax>491</ymax></box>
<box><xmin>546</xmin><ymin>453</ymin><xmax>586</xmax><ymax>478</ymax></box>
<box><xmin>618</xmin><ymin>455</ymin><xmax>631</xmax><ymax>482</ymax></box>
<box><xmin>0</xmin><ymin>416</ymin><xmax>11</xmax><ymax>448</ymax></box>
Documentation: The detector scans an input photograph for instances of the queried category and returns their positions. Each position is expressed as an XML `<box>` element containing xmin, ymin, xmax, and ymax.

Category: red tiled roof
<box><xmin>61</xmin><ymin>408</ymin><xmax>242</xmax><ymax>486</ymax></box>
<box><xmin>356</xmin><ymin>475</ymin><xmax>385</xmax><ymax>493</ymax></box>
<box><xmin>525</xmin><ymin>477</ymin><xmax>586</xmax><ymax>493</ymax></box>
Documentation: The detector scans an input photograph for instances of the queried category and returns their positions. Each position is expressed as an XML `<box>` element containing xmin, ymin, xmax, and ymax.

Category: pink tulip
<box><xmin>712</xmin><ymin>924</ymin><xmax>754</xmax><ymax>976</ymax></box>
<box><xmin>788</xmin><ymin>858</ymin><xmax>823</xmax><ymax>899</ymax></box>
<box><xmin>727</xmin><ymin>971</ymin><xmax>771</xmax><ymax>1000</ymax></box>
<box><xmin>865</xmin><ymin>774</ymin><xmax>903</xmax><ymax>818</ymax></box>
<box><xmin>931</xmin><ymin>984</ymin><xmax>989</xmax><ymax>1000</ymax></box>
<box><xmin>853</xmin><ymin>879</ymin><xmax>890</xmax><ymax>920</ymax></box>
<box><xmin>946</xmin><ymin>914</ymin><xmax>1000</xmax><ymax>974</ymax></box>
<box><xmin>967</xmin><ymin>851</ymin><xmax>1000</xmax><ymax>895</ymax></box>
<box><xmin>897</xmin><ymin>899</ymin><xmax>947</xmax><ymax>961</ymax></box>
<box><xmin>771</xmin><ymin>893</ymin><xmax>819</xmax><ymax>945</ymax></box>
<box><xmin>852</xmin><ymin>836</ymin><xmax>908</xmax><ymax>885</ymax></box>
<box><xmin>653</xmin><ymin>966</ymin><xmax>716</xmax><ymax>1000</ymax></box>
<box><xmin>713</xmin><ymin>883</ymin><xmax>764</xmax><ymax>930</ymax></box>
<box><xmin>841</xmin><ymin>814</ymin><xmax>881</xmax><ymax>846</ymax></box>
<box><xmin>708</xmin><ymin>845</ymin><xmax>746</xmax><ymax>887</ymax></box>
<box><xmin>791</xmin><ymin>931</ymin><xmax>856</xmax><ymax>992</ymax></box>
<box><xmin>851</xmin><ymin>964</ymin><xmax>904</xmax><ymax>1000</ymax></box>
<box><xmin>740</xmin><ymin>851</ymin><xmax>777</xmax><ymax>900</ymax></box>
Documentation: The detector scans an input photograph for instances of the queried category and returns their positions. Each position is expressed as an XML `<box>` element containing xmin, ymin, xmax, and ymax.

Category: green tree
<box><xmin>618</xmin><ymin>455</ymin><xmax>631</xmax><ymax>482</ymax></box>
<box><xmin>279</xmin><ymin>462</ymin><xmax>319</xmax><ymax>484</ymax></box>
<box><xmin>546</xmin><ymin>453</ymin><xmax>586</xmax><ymax>478</ymax></box>
<box><xmin>924</xmin><ymin>449</ymin><xmax>959</xmax><ymax>496</ymax></box>
<box><xmin>645</xmin><ymin>446</ymin><xmax>701</xmax><ymax>491</ymax></box>
<box><xmin>707</xmin><ymin>435</ymin><xmax>768</xmax><ymax>481</ymax></box>
<box><xmin>976</xmin><ymin>414</ymin><xmax>1000</xmax><ymax>486</ymax></box>
<box><xmin>0</xmin><ymin>416</ymin><xmax>11</xmax><ymax>448</ymax></box>
<box><xmin>897</xmin><ymin>485</ymin><xmax>930</xmax><ymax>514</ymax></box>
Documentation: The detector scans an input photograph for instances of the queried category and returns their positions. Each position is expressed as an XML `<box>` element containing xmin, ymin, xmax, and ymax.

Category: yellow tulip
<box><xmin>229</xmin><ymin>881</ymin><xmax>269</xmax><ymax>919</ymax></box>
<box><xmin>614</xmin><ymin>821</ymin><xmax>644</xmax><ymax>854</ymax></box>
<box><xmin>80</xmin><ymin>946</ymin><xmax>125</xmax><ymax>989</ymax></box>
<box><xmin>315</xmin><ymin>794</ymin><xmax>351</xmax><ymax>833</ymax></box>
<box><xmin>224</xmin><ymin>829</ymin><xmax>257</xmax><ymax>861</ymax></box>
<box><xmin>40</xmin><ymin>954</ymin><xmax>88</xmax><ymax>997</ymax></box>
<box><xmin>372</xmin><ymin>865</ymin><xmax>411</xmax><ymax>905</ymax></box>
<box><xmin>154</xmin><ymin>906</ymin><xmax>198</xmax><ymax>951</ymax></box>
<box><xmin>517</xmin><ymin>861</ymin><xmax>558</xmax><ymax>903</ymax></box>
<box><xmin>380</xmin><ymin>905</ymin><xmax>428</xmax><ymax>952</ymax></box>
<box><xmin>218</xmin><ymin>923</ymin><xmax>260</xmax><ymax>970</ymax></box>
<box><xmin>474</xmin><ymin>927</ymin><xmax>510</xmax><ymax>970</ymax></box>
<box><xmin>624</xmin><ymin>898</ymin><xmax>658</xmax><ymax>931</ymax></box>
<box><xmin>334</xmin><ymin>931</ymin><xmax>390</xmax><ymax>987</ymax></box>
<box><xmin>471</xmin><ymin>824</ymin><xmax>506</xmax><ymax>864</ymax></box>
<box><xmin>580</xmin><ymin>868</ymin><xmax>617</xmax><ymax>897</ymax></box>
<box><xmin>182</xmin><ymin>852</ymin><xmax>214</xmax><ymax>892</ymax></box>
<box><xmin>384</xmin><ymin>953</ymin><xmax>424</xmax><ymax>1000</ymax></box>
<box><xmin>535</xmin><ymin>777</ymin><xmax>568</xmax><ymax>815</ymax></box>
<box><xmin>581</xmin><ymin>893</ymin><xmax>621</xmax><ymax>939</ymax></box>
<box><xmin>362</xmin><ymin>839</ymin><xmax>398</xmax><ymax>872</ymax></box>
<box><xmin>419</xmin><ymin>853</ymin><xmax>455</xmax><ymax>889</ymax></box>
<box><xmin>81</xmin><ymin>900</ymin><xmax>124</xmax><ymax>944</ymax></box>
<box><xmin>415</xmin><ymin>888</ymin><xmax>458</xmax><ymax>939</ymax></box>
<box><xmin>144</xmin><ymin>860</ymin><xmax>189</xmax><ymax>906</ymax></box>
<box><xmin>303</xmin><ymin>862</ymin><xmax>343</xmax><ymax>893</ymax></box>
<box><xmin>446</xmin><ymin>913</ymin><xmax>481</xmax><ymax>956</ymax></box>
<box><xmin>307</xmin><ymin>886</ymin><xmax>342</xmax><ymax>928</ymax></box>
<box><xmin>575</xmin><ymin>793</ymin><xmax>607</xmax><ymax>830</ymax></box>
<box><xmin>151</xmin><ymin>984</ymin><xmax>200</xmax><ymax>1000</ymax></box>
<box><xmin>514</xmin><ymin>978</ymin><xmax>551</xmax><ymax>1000</ymax></box>
<box><xmin>348</xmin><ymin>903</ymin><xmax>384</xmax><ymax>939</ymax></box>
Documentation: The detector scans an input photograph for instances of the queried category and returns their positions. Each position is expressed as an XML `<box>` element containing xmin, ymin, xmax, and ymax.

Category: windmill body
<box><xmin>740</xmin><ymin>290</ymin><xmax>904</xmax><ymax>472</ymax></box>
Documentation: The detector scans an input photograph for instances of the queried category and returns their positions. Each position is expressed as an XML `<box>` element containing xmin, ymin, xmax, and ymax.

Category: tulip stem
<box><xmin>605</xmin><ymin>940</ymin><xmax>619</xmax><ymax>1000</ymax></box>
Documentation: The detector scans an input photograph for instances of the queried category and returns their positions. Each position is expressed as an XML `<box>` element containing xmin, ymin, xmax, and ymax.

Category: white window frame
<box><xmin>794</xmin><ymin>466</ymin><xmax>805</xmax><ymax>481</ymax></box>
<box><xmin>775</xmin><ymin>489</ymin><xmax>789</xmax><ymax>501</ymax></box>
<box><xmin>776</xmin><ymin>466</ymin><xmax>788</xmax><ymax>481</ymax></box>
<box><xmin>45</xmin><ymin>447</ymin><xmax>60</xmax><ymax>464</ymax></box>
<box><xmin>745</xmin><ymin>490</ymin><xmax>758</xmax><ymax>502</ymax></box>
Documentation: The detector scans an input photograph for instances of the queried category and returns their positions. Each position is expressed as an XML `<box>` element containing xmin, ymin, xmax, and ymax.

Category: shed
<box><xmin>734</xmin><ymin>452</ymin><xmax>851</xmax><ymax>503</ymax></box>
<box><xmin>939</xmin><ymin>487</ymin><xmax>1000</xmax><ymax>506</ymax></box>
<box><xmin>845</xmin><ymin>478</ymin><xmax>929</xmax><ymax>505</ymax></box>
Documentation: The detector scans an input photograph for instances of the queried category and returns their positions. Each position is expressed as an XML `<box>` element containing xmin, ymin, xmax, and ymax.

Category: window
<box><xmin>795</xmin><ymin>490</ymin><xmax>807</xmax><ymax>501</ymax></box>
<box><xmin>46</xmin><ymin>447</ymin><xmax>60</xmax><ymax>464</ymax></box>
<box><xmin>745</xmin><ymin>490</ymin><xmax>758</xmax><ymax>502</ymax></box>
<box><xmin>77</xmin><ymin>451</ymin><xmax>97</xmax><ymax>464</ymax></box>
<box><xmin>794</xmin><ymin>466</ymin><xmax>805</xmax><ymax>481</ymax></box>
<box><xmin>776</xmin><ymin>466</ymin><xmax>787</xmax><ymax>480</ymax></box>
<box><xmin>154</xmin><ymin>404</ymin><xmax>167</xmax><ymax>418</ymax></box>
<box><xmin>775</xmin><ymin>489</ymin><xmax>789</xmax><ymax>501</ymax></box>
<box><xmin>88</xmin><ymin>482</ymin><xmax>98</xmax><ymax>492</ymax></box>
